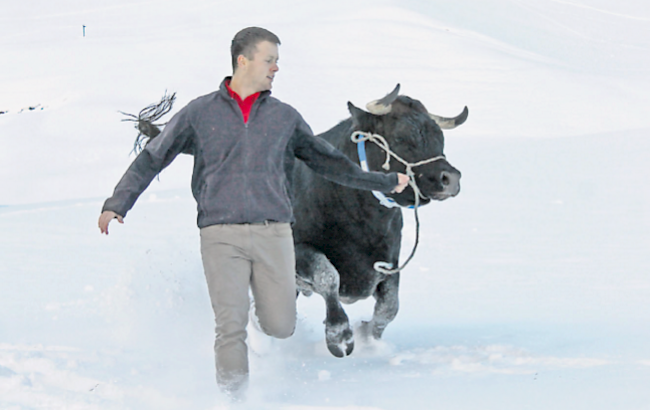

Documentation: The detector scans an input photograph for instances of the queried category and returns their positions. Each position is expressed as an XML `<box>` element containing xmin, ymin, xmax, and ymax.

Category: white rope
<box><xmin>351</xmin><ymin>131</ymin><xmax>446</xmax><ymax>275</ymax></box>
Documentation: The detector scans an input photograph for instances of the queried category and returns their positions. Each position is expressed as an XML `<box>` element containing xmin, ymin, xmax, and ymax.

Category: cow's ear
<box><xmin>347</xmin><ymin>101</ymin><xmax>365</xmax><ymax>118</ymax></box>
<box><xmin>348</xmin><ymin>102</ymin><xmax>374</xmax><ymax>129</ymax></box>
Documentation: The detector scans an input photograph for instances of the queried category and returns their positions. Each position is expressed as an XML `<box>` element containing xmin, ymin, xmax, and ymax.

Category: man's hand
<box><xmin>392</xmin><ymin>173</ymin><xmax>410</xmax><ymax>193</ymax></box>
<box><xmin>98</xmin><ymin>211</ymin><xmax>124</xmax><ymax>235</ymax></box>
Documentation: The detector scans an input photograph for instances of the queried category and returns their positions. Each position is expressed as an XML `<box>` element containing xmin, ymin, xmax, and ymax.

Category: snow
<box><xmin>1</xmin><ymin>0</ymin><xmax>649</xmax><ymax>409</ymax></box>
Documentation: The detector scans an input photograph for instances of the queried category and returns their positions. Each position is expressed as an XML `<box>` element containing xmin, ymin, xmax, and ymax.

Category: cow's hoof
<box><xmin>325</xmin><ymin>323</ymin><xmax>354</xmax><ymax>358</ymax></box>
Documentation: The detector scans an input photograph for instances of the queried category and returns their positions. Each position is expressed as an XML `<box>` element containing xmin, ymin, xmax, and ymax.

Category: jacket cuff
<box><xmin>101</xmin><ymin>198</ymin><xmax>127</xmax><ymax>218</ymax></box>
<box><xmin>380</xmin><ymin>172</ymin><xmax>400</xmax><ymax>193</ymax></box>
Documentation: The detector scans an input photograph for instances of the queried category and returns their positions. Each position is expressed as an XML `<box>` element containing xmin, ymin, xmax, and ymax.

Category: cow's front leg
<box><xmin>295</xmin><ymin>244</ymin><xmax>354</xmax><ymax>357</ymax></box>
<box><xmin>362</xmin><ymin>273</ymin><xmax>400</xmax><ymax>339</ymax></box>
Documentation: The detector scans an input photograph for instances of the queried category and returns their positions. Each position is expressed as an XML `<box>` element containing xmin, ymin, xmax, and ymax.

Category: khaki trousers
<box><xmin>200</xmin><ymin>223</ymin><xmax>297</xmax><ymax>394</ymax></box>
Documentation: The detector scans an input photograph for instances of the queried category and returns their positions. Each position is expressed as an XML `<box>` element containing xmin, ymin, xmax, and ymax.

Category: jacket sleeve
<box><xmin>290</xmin><ymin>116</ymin><xmax>398</xmax><ymax>193</ymax></box>
<box><xmin>101</xmin><ymin>106</ymin><xmax>195</xmax><ymax>217</ymax></box>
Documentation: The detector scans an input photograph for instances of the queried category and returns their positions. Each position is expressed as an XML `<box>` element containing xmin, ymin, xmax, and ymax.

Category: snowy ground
<box><xmin>1</xmin><ymin>1</ymin><xmax>649</xmax><ymax>409</ymax></box>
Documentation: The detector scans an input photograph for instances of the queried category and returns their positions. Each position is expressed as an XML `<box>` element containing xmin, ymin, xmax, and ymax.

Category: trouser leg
<box><xmin>200</xmin><ymin>225</ymin><xmax>251</xmax><ymax>393</ymax></box>
<box><xmin>199</xmin><ymin>223</ymin><xmax>298</xmax><ymax>396</ymax></box>
<box><xmin>249</xmin><ymin>223</ymin><xmax>297</xmax><ymax>338</ymax></box>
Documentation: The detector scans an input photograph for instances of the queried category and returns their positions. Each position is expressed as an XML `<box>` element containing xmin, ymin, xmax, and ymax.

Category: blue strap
<box><xmin>356</xmin><ymin>140</ymin><xmax>411</xmax><ymax>209</ymax></box>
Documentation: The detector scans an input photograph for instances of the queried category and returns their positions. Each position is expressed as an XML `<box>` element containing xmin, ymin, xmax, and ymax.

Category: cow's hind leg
<box><xmin>361</xmin><ymin>273</ymin><xmax>400</xmax><ymax>340</ymax></box>
<box><xmin>295</xmin><ymin>244</ymin><xmax>354</xmax><ymax>357</ymax></box>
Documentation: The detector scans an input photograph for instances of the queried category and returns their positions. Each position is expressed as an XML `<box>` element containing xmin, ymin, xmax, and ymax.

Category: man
<box><xmin>98</xmin><ymin>27</ymin><xmax>409</xmax><ymax>398</ymax></box>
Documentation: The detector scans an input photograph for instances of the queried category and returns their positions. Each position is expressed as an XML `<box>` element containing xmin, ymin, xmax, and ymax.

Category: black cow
<box><xmin>291</xmin><ymin>85</ymin><xmax>467</xmax><ymax>357</ymax></box>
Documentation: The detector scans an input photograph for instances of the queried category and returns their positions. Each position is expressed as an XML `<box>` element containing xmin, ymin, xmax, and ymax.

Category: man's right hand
<box><xmin>98</xmin><ymin>211</ymin><xmax>124</xmax><ymax>235</ymax></box>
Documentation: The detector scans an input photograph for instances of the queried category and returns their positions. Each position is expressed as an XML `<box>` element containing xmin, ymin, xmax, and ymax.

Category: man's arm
<box><xmin>98</xmin><ymin>107</ymin><xmax>195</xmax><ymax>234</ymax></box>
<box><xmin>291</xmin><ymin>118</ymin><xmax>408</xmax><ymax>193</ymax></box>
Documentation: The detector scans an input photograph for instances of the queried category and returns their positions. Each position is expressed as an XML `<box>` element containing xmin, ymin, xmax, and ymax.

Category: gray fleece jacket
<box><xmin>102</xmin><ymin>78</ymin><xmax>398</xmax><ymax>228</ymax></box>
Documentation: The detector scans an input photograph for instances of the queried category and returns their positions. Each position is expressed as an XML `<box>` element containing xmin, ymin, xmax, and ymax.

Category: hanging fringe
<box><xmin>119</xmin><ymin>91</ymin><xmax>176</xmax><ymax>155</ymax></box>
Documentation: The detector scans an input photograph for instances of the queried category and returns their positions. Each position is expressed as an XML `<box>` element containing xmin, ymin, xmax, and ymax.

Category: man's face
<box><xmin>239</xmin><ymin>40</ymin><xmax>279</xmax><ymax>92</ymax></box>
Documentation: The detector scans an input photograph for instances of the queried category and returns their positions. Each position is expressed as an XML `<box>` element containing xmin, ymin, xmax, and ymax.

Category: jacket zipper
<box><xmin>227</xmin><ymin>92</ymin><xmax>265</xmax><ymax>223</ymax></box>
<box><xmin>243</xmin><ymin>107</ymin><xmax>250</xmax><ymax>222</ymax></box>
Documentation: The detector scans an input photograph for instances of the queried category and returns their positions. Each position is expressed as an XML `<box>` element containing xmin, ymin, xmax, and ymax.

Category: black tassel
<box><xmin>119</xmin><ymin>91</ymin><xmax>176</xmax><ymax>155</ymax></box>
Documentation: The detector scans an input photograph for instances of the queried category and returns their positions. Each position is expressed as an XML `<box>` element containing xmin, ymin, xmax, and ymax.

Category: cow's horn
<box><xmin>429</xmin><ymin>106</ymin><xmax>469</xmax><ymax>130</ymax></box>
<box><xmin>366</xmin><ymin>84</ymin><xmax>401</xmax><ymax>115</ymax></box>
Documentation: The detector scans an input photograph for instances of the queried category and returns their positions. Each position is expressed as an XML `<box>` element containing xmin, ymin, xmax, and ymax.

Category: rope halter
<box><xmin>351</xmin><ymin>130</ymin><xmax>446</xmax><ymax>206</ymax></box>
<box><xmin>350</xmin><ymin>130</ymin><xmax>447</xmax><ymax>275</ymax></box>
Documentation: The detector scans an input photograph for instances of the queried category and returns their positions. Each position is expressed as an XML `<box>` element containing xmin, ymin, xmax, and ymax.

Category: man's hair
<box><xmin>231</xmin><ymin>27</ymin><xmax>281</xmax><ymax>72</ymax></box>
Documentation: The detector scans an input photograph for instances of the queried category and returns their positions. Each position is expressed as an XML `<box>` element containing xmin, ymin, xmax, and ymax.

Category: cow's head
<box><xmin>348</xmin><ymin>84</ymin><xmax>467</xmax><ymax>207</ymax></box>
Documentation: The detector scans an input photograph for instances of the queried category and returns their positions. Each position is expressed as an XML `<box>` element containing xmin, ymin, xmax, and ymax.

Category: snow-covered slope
<box><xmin>1</xmin><ymin>1</ymin><xmax>649</xmax><ymax>409</ymax></box>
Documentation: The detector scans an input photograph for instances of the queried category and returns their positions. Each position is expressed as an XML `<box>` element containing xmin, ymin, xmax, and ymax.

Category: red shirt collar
<box><xmin>225</xmin><ymin>79</ymin><xmax>260</xmax><ymax>123</ymax></box>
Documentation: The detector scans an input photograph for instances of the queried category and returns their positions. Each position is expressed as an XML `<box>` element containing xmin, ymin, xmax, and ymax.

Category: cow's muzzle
<box><xmin>416</xmin><ymin>165</ymin><xmax>461</xmax><ymax>201</ymax></box>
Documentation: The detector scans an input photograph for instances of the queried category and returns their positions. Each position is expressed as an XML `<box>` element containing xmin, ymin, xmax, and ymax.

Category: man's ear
<box><xmin>237</xmin><ymin>54</ymin><xmax>247</xmax><ymax>71</ymax></box>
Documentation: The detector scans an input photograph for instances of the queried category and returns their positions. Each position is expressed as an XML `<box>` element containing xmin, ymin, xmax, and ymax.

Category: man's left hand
<box><xmin>392</xmin><ymin>173</ymin><xmax>410</xmax><ymax>193</ymax></box>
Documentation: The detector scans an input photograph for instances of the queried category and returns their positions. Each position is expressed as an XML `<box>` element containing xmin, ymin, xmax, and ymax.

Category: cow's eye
<box><xmin>394</xmin><ymin>135</ymin><xmax>417</xmax><ymax>148</ymax></box>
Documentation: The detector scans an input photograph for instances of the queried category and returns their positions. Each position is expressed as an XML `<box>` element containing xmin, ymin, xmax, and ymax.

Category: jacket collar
<box><xmin>219</xmin><ymin>77</ymin><xmax>271</xmax><ymax>101</ymax></box>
